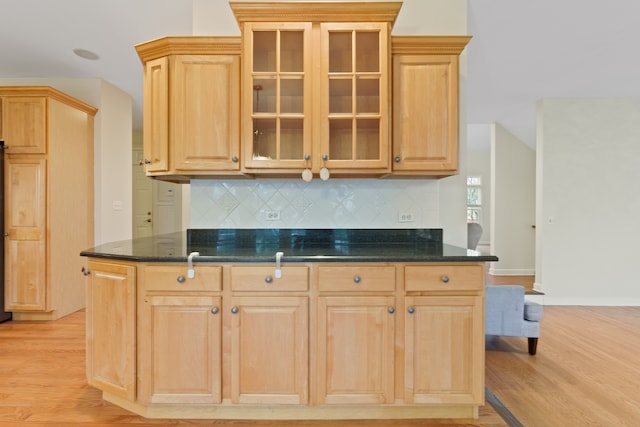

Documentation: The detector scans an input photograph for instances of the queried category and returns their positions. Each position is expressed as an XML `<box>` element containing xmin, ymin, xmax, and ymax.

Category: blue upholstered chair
<box><xmin>485</xmin><ymin>285</ymin><xmax>544</xmax><ymax>355</ymax></box>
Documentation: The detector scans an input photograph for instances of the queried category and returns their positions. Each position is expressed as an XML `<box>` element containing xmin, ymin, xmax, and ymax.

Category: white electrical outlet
<box><xmin>265</xmin><ymin>210</ymin><xmax>281</xmax><ymax>221</ymax></box>
<box><xmin>398</xmin><ymin>212</ymin><xmax>414</xmax><ymax>222</ymax></box>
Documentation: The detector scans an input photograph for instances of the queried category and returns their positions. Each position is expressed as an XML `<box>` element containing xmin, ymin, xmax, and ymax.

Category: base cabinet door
<box><xmin>140</xmin><ymin>295</ymin><xmax>222</xmax><ymax>404</ymax></box>
<box><xmin>404</xmin><ymin>295</ymin><xmax>483</xmax><ymax>404</ymax></box>
<box><xmin>86</xmin><ymin>261</ymin><xmax>136</xmax><ymax>401</ymax></box>
<box><xmin>230</xmin><ymin>296</ymin><xmax>308</xmax><ymax>404</ymax></box>
<box><xmin>317</xmin><ymin>296</ymin><xmax>395</xmax><ymax>404</ymax></box>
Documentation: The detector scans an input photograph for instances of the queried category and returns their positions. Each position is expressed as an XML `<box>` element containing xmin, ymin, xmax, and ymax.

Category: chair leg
<box><xmin>528</xmin><ymin>337</ymin><xmax>538</xmax><ymax>355</ymax></box>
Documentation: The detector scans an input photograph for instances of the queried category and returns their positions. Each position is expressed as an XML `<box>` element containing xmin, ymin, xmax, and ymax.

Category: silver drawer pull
<box><xmin>177</xmin><ymin>275</ymin><xmax>185</xmax><ymax>283</ymax></box>
<box><xmin>408</xmin><ymin>307</ymin><xmax>415</xmax><ymax>314</ymax></box>
<box><xmin>211</xmin><ymin>307</ymin><xmax>219</xmax><ymax>315</ymax></box>
<box><xmin>231</xmin><ymin>306</ymin><xmax>239</xmax><ymax>314</ymax></box>
<box><xmin>353</xmin><ymin>276</ymin><xmax>361</xmax><ymax>283</ymax></box>
<box><xmin>441</xmin><ymin>275</ymin><xmax>450</xmax><ymax>283</ymax></box>
<box><xmin>265</xmin><ymin>276</ymin><xmax>273</xmax><ymax>284</ymax></box>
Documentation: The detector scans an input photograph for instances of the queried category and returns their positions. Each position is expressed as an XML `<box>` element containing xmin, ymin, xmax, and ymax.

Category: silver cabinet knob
<box><xmin>353</xmin><ymin>276</ymin><xmax>361</xmax><ymax>284</ymax></box>
<box><xmin>232</xmin><ymin>156</ymin><xmax>239</xmax><ymax>163</ymax></box>
<box><xmin>441</xmin><ymin>275</ymin><xmax>450</xmax><ymax>283</ymax></box>
<box><xmin>211</xmin><ymin>307</ymin><xmax>219</xmax><ymax>315</ymax></box>
<box><xmin>177</xmin><ymin>275</ymin><xmax>185</xmax><ymax>283</ymax></box>
<box><xmin>231</xmin><ymin>306</ymin><xmax>239</xmax><ymax>314</ymax></box>
<box><xmin>408</xmin><ymin>307</ymin><xmax>415</xmax><ymax>314</ymax></box>
<box><xmin>394</xmin><ymin>156</ymin><xmax>401</xmax><ymax>163</ymax></box>
<box><xmin>322</xmin><ymin>154</ymin><xmax>328</xmax><ymax>161</ymax></box>
<box><xmin>388</xmin><ymin>306</ymin><xmax>395</xmax><ymax>314</ymax></box>
<box><xmin>265</xmin><ymin>276</ymin><xmax>273</xmax><ymax>284</ymax></box>
<box><xmin>81</xmin><ymin>267</ymin><xmax>91</xmax><ymax>276</ymax></box>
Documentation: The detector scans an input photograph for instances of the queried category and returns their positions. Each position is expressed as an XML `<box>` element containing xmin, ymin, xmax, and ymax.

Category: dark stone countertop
<box><xmin>80</xmin><ymin>228</ymin><xmax>499</xmax><ymax>263</ymax></box>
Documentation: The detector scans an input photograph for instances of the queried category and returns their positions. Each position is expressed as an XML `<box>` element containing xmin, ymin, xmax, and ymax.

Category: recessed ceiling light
<box><xmin>73</xmin><ymin>48</ymin><xmax>100</xmax><ymax>60</ymax></box>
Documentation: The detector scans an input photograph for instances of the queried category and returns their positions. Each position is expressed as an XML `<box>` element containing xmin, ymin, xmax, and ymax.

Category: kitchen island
<box><xmin>80</xmin><ymin>229</ymin><xmax>497</xmax><ymax>420</ymax></box>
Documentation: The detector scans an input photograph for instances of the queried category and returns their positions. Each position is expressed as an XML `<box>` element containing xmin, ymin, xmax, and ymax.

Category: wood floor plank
<box><xmin>485</xmin><ymin>306</ymin><xmax>640</xmax><ymax>426</ymax></box>
<box><xmin>0</xmin><ymin>310</ymin><xmax>506</xmax><ymax>427</ymax></box>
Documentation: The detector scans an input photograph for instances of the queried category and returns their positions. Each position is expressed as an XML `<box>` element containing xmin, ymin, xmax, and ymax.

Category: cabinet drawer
<box><xmin>144</xmin><ymin>265</ymin><xmax>222</xmax><ymax>292</ymax></box>
<box><xmin>318</xmin><ymin>266</ymin><xmax>395</xmax><ymax>292</ymax></box>
<box><xmin>405</xmin><ymin>265</ymin><xmax>483</xmax><ymax>291</ymax></box>
<box><xmin>231</xmin><ymin>266</ymin><xmax>309</xmax><ymax>291</ymax></box>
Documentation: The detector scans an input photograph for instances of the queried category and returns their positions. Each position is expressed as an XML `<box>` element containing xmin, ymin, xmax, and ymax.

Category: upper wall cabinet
<box><xmin>231</xmin><ymin>2</ymin><xmax>401</xmax><ymax>177</ymax></box>
<box><xmin>391</xmin><ymin>36</ymin><xmax>471</xmax><ymax>177</ymax></box>
<box><xmin>135</xmin><ymin>37</ymin><xmax>242</xmax><ymax>182</ymax></box>
<box><xmin>135</xmin><ymin>4</ymin><xmax>471</xmax><ymax>181</ymax></box>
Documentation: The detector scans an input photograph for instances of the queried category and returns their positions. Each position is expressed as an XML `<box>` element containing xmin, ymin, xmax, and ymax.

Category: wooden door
<box><xmin>1</xmin><ymin>96</ymin><xmax>47</xmax><ymax>154</ymax></box>
<box><xmin>230</xmin><ymin>296</ymin><xmax>308</xmax><ymax>404</ymax></box>
<box><xmin>85</xmin><ymin>260</ymin><xmax>136</xmax><ymax>400</ymax></box>
<box><xmin>4</xmin><ymin>157</ymin><xmax>47</xmax><ymax>311</ymax></box>
<box><xmin>140</xmin><ymin>295</ymin><xmax>222</xmax><ymax>404</ymax></box>
<box><xmin>404</xmin><ymin>295</ymin><xmax>483</xmax><ymax>405</ymax></box>
<box><xmin>172</xmin><ymin>54</ymin><xmax>241</xmax><ymax>171</ymax></box>
<box><xmin>317</xmin><ymin>296</ymin><xmax>395</xmax><ymax>404</ymax></box>
<box><xmin>143</xmin><ymin>56</ymin><xmax>170</xmax><ymax>173</ymax></box>
<box><xmin>392</xmin><ymin>54</ymin><xmax>459</xmax><ymax>174</ymax></box>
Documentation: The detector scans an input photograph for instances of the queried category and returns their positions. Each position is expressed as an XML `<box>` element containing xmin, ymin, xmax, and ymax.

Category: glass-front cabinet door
<box><xmin>242</xmin><ymin>23</ymin><xmax>312</xmax><ymax>170</ymax></box>
<box><xmin>320</xmin><ymin>23</ymin><xmax>390</xmax><ymax>172</ymax></box>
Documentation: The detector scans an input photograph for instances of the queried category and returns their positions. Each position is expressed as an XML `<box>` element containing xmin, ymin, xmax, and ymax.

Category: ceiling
<box><xmin>1</xmin><ymin>0</ymin><xmax>638</xmax><ymax>150</ymax></box>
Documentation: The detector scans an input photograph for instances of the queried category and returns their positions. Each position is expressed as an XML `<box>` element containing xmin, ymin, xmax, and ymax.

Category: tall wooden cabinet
<box><xmin>135</xmin><ymin>37</ymin><xmax>242</xmax><ymax>181</ymax></box>
<box><xmin>1</xmin><ymin>87</ymin><xmax>96</xmax><ymax>320</ymax></box>
<box><xmin>391</xmin><ymin>36</ymin><xmax>471</xmax><ymax>176</ymax></box>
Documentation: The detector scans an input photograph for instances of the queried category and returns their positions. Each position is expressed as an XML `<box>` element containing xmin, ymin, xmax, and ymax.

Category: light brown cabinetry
<box><xmin>232</xmin><ymin>2</ymin><xmax>398</xmax><ymax>176</ymax></box>
<box><xmin>138</xmin><ymin>264</ymin><xmax>222</xmax><ymax>404</ymax></box>
<box><xmin>391</xmin><ymin>36</ymin><xmax>471</xmax><ymax>176</ymax></box>
<box><xmin>136</xmin><ymin>4</ymin><xmax>470</xmax><ymax>179</ymax></box>
<box><xmin>404</xmin><ymin>265</ymin><xmax>484</xmax><ymax>405</ymax></box>
<box><xmin>84</xmin><ymin>259</ymin><xmax>486</xmax><ymax>420</ymax></box>
<box><xmin>1</xmin><ymin>87</ymin><xmax>96</xmax><ymax>320</ymax></box>
<box><xmin>135</xmin><ymin>37</ymin><xmax>242</xmax><ymax>181</ymax></box>
<box><xmin>317</xmin><ymin>296</ymin><xmax>395</xmax><ymax>404</ymax></box>
<box><xmin>316</xmin><ymin>265</ymin><xmax>396</xmax><ymax>404</ymax></box>
<box><xmin>85</xmin><ymin>260</ymin><xmax>136</xmax><ymax>401</ymax></box>
<box><xmin>230</xmin><ymin>265</ymin><xmax>309</xmax><ymax>404</ymax></box>
<box><xmin>230</xmin><ymin>296</ymin><xmax>309</xmax><ymax>404</ymax></box>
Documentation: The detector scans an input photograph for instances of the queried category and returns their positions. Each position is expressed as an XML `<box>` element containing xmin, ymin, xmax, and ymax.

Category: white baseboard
<box><xmin>543</xmin><ymin>297</ymin><xmax>640</xmax><ymax>306</ymax></box>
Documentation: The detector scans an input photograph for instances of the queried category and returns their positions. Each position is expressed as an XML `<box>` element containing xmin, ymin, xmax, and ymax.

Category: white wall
<box><xmin>537</xmin><ymin>98</ymin><xmax>640</xmax><ymax>305</ymax></box>
<box><xmin>190</xmin><ymin>0</ymin><xmax>470</xmax><ymax>247</ymax></box>
<box><xmin>0</xmin><ymin>77</ymin><xmax>132</xmax><ymax>245</ymax></box>
<box><xmin>491</xmin><ymin>123</ymin><xmax>535</xmax><ymax>275</ymax></box>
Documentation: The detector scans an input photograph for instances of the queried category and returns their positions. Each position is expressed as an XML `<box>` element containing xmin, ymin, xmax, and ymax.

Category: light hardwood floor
<box><xmin>0</xmin><ymin>310</ymin><xmax>505</xmax><ymax>427</ymax></box>
<box><xmin>2</xmin><ymin>282</ymin><xmax>639</xmax><ymax>426</ymax></box>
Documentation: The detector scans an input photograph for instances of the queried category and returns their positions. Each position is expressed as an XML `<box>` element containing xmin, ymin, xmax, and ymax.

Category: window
<box><xmin>467</xmin><ymin>176</ymin><xmax>482</xmax><ymax>223</ymax></box>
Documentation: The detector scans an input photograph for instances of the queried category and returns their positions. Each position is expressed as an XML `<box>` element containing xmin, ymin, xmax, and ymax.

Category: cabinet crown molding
<box><xmin>0</xmin><ymin>86</ymin><xmax>98</xmax><ymax>116</ymax></box>
<box><xmin>391</xmin><ymin>36</ymin><xmax>472</xmax><ymax>55</ymax></box>
<box><xmin>230</xmin><ymin>2</ymin><xmax>402</xmax><ymax>26</ymax></box>
<box><xmin>135</xmin><ymin>36</ymin><xmax>241</xmax><ymax>63</ymax></box>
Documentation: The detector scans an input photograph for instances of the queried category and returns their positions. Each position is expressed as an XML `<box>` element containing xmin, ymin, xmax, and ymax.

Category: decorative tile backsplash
<box><xmin>190</xmin><ymin>179</ymin><xmax>441</xmax><ymax>229</ymax></box>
